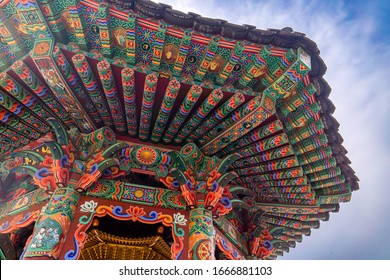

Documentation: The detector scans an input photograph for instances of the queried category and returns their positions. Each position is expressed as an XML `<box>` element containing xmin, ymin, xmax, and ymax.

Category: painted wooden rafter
<box><xmin>0</xmin><ymin>74</ymin><xmax>52</xmax><ymax>133</ymax></box>
<box><xmin>31</xmin><ymin>39</ymin><xmax>96</xmax><ymax>133</ymax></box>
<box><xmin>150</xmin><ymin>21</ymin><xmax>167</xmax><ymax>71</ymax></box>
<box><xmin>38</xmin><ymin>0</ymin><xmax>69</xmax><ymax>42</ymax></box>
<box><xmin>172</xmin><ymin>30</ymin><xmax>192</xmax><ymax>77</ymax></box>
<box><xmin>0</xmin><ymin>16</ymin><xmax>26</xmax><ymax>58</ymax></box>
<box><xmin>125</xmin><ymin>11</ymin><xmax>137</xmax><ymax>65</ymax></box>
<box><xmin>194</xmin><ymin>35</ymin><xmax>220</xmax><ymax>82</ymax></box>
<box><xmin>71</xmin><ymin>53</ymin><xmax>114</xmax><ymax>128</ymax></box>
<box><xmin>218</xmin><ymin>119</ymin><xmax>284</xmax><ymax>156</ymax></box>
<box><xmin>199</xmin><ymin>48</ymin><xmax>311</xmax><ymax>155</ymax></box>
<box><xmin>67</xmin><ymin>0</ymin><xmax>89</xmax><ymax>50</ymax></box>
<box><xmin>215</xmin><ymin>41</ymin><xmax>245</xmax><ymax>86</ymax></box>
<box><xmin>162</xmin><ymin>84</ymin><xmax>202</xmax><ymax>143</ymax></box>
<box><xmin>0</xmin><ymin>88</ymin><xmax>49</xmax><ymax>135</ymax></box>
<box><xmin>0</xmin><ymin>107</ymin><xmax>43</xmax><ymax>139</ymax></box>
<box><xmin>121</xmin><ymin>67</ymin><xmax>138</xmax><ymax>136</ymax></box>
<box><xmin>0</xmin><ymin>124</ymin><xmax>31</xmax><ymax>154</ymax></box>
<box><xmin>139</xmin><ymin>73</ymin><xmax>158</xmax><ymax>140</ymax></box>
<box><xmin>188</xmin><ymin>92</ymin><xmax>245</xmax><ymax>142</ymax></box>
<box><xmin>237</xmin><ymin>46</ymin><xmax>268</xmax><ymax>88</ymax></box>
<box><xmin>150</xmin><ymin>78</ymin><xmax>181</xmax><ymax>142</ymax></box>
<box><xmin>10</xmin><ymin>60</ymin><xmax>75</xmax><ymax>128</ymax></box>
<box><xmin>231</xmin><ymin>133</ymin><xmax>290</xmax><ymax>161</ymax></box>
<box><xmin>97</xmin><ymin>60</ymin><xmax>126</xmax><ymax>133</ymax></box>
<box><xmin>96</xmin><ymin>3</ymin><xmax>112</xmax><ymax>57</ymax></box>
<box><xmin>52</xmin><ymin>46</ymin><xmax>104</xmax><ymax>127</ymax></box>
<box><xmin>233</xmin><ymin>145</ymin><xmax>295</xmax><ymax>168</ymax></box>
<box><xmin>174</xmin><ymin>88</ymin><xmax>224</xmax><ymax>143</ymax></box>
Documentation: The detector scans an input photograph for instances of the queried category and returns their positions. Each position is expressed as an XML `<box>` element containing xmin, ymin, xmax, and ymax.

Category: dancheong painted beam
<box><xmin>0</xmin><ymin>0</ymin><xmax>358</xmax><ymax>260</ymax></box>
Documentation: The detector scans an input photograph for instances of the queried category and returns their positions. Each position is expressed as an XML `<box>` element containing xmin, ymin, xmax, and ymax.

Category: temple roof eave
<box><xmin>0</xmin><ymin>0</ymin><xmax>358</xmax><ymax>260</ymax></box>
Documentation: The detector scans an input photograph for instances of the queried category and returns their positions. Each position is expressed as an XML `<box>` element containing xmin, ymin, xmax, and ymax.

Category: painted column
<box><xmin>8</xmin><ymin>118</ymin><xmax>125</xmax><ymax>259</ymax></box>
<box><xmin>188</xmin><ymin>207</ymin><xmax>215</xmax><ymax>260</ymax></box>
<box><xmin>160</xmin><ymin>143</ymin><xmax>238</xmax><ymax>260</ymax></box>
<box><xmin>22</xmin><ymin>187</ymin><xmax>79</xmax><ymax>260</ymax></box>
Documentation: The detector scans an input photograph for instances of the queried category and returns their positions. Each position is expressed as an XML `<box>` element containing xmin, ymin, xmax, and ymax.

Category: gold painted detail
<box><xmin>79</xmin><ymin>230</ymin><xmax>172</xmax><ymax>260</ymax></box>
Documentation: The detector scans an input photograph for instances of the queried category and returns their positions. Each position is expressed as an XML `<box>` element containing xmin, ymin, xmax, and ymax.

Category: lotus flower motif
<box><xmin>127</xmin><ymin>206</ymin><xmax>146</xmax><ymax>221</ymax></box>
<box><xmin>80</xmin><ymin>200</ymin><xmax>98</xmax><ymax>213</ymax></box>
<box><xmin>173</xmin><ymin>213</ymin><xmax>187</xmax><ymax>226</ymax></box>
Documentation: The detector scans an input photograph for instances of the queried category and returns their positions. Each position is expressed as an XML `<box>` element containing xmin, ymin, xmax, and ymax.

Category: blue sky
<box><xmin>162</xmin><ymin>0</ymin><xmax>390</xmax><ymax>259</ymax></box>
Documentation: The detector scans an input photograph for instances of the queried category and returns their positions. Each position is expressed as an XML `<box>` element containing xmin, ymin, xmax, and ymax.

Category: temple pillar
<box><xmin>21</xmin><ymin>187</ymin><xmax>79</xmax><ymax>260</ymax></box>
<box><xmin>159</xmin><ymin>143</ymin><xmax>239</xmax><ymax>260</ymax></box>
<box><xmin>188</xmin><ymin>207</ymin><xmax>215</xmax><ymax>260</ymax></box>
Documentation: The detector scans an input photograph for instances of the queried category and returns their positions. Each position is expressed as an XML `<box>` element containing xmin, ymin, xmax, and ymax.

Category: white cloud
<box><xmin>162</xmin><ymin>0</ymin><xmax>390</xmax><ymax>259</ymax></box>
